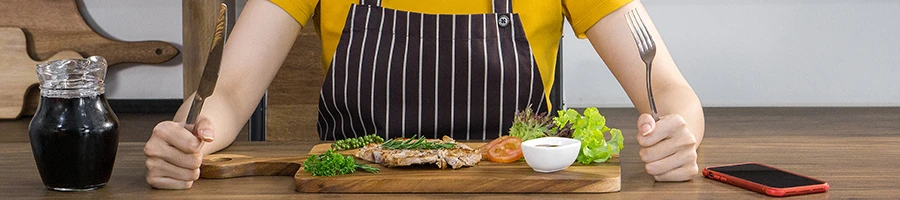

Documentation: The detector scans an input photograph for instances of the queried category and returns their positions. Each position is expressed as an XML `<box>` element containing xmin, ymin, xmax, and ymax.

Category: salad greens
<box><xmin>553</xmin><ymin>108</ymin><xmax>624</xmax><ymax>164</ymax></box>
<box><xmin>303</xmin><ymin>149</ymin><xmax>379</xmax><ymax>177</ymax></box>
<box><xmin>508</xmin><ymin>106</ymin><xmax>556</xmax><ymax>141</ymax></box>
<box><xmin>506</xmin><ymin>106</ymin><xmax>624</xmax><ymax>164</ymax></box>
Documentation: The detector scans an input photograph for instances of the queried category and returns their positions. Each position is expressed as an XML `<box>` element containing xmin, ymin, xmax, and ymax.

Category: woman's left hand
<box><xmin>636</xmin><ymin>113</ymin><xmax>699</xmax><ymax>182</ymax></box>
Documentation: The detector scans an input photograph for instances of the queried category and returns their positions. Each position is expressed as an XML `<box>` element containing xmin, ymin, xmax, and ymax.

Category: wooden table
<box><xmin>2</xmin><ymin>107</ymin><xmax>899</xmax><ymax>199</ymax></box>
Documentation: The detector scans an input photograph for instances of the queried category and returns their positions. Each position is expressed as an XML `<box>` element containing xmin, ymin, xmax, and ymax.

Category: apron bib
<box><xmin>317</xmin><ymin>0</ymin><xmax>547</xmax><ymax>140</ymax></box>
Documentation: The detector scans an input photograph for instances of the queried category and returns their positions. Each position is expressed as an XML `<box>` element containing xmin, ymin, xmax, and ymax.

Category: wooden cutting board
<box><xmin>0</xmin><ymin>0</ymin><xmax>178</xmax><ymax>65</ymax></box>
<box><xmin>0</xmin><ymin>0</ymin><xmax>181</xmax><ymax>118</ymax></box>
<box><xmin>0</xmin><ymin>28</ymin><xmax>82</xmax><ymax>119</ymax></box>
<box><xmin>201</xmin><ymin>143</ymin><xmax>621</xmax><ymax>193</ymax></box>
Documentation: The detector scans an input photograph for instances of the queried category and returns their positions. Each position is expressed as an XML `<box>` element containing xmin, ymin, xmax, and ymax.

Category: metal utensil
<box><xmin>626</xmin><ymin>8</ymin><xmax>659</xmax><ymax>121</ymax></box>
<box><xmin>186</xmin><ymin>3</ymin><xmax>227</xmax><ymax>126</ymax></box>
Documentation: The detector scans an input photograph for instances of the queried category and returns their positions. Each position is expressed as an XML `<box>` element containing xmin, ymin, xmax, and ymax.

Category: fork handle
<box><xmin>646</xmin><ymin>62</ymin><xmax>659</xmax><ymax>121</ymax></box>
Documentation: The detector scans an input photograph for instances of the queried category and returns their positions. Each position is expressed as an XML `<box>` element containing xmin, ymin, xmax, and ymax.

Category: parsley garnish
<box><xmin>303</xmin><ymin>149</ymin><xmax>379</xmax><ymax>176</ymax></box>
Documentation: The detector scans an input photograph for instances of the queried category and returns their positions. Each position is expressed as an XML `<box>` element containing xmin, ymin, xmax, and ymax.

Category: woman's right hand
<box><xmin>143</xmin><ymin>116</ymin><xmax>215</xmax><ymax>189</ymax></box>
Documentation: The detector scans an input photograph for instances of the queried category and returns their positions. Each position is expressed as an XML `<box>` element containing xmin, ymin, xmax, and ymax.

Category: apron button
<box><xmin>498</xmin><ymin>15</ymin><xmax>510</xmax><ymax>28</ymax></box>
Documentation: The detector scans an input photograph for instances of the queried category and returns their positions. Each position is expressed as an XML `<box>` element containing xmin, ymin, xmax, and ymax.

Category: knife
<box><xmin>185</xmin><ymin>3</ymin><xmax>227</xmax><ymax>127</ymax></box>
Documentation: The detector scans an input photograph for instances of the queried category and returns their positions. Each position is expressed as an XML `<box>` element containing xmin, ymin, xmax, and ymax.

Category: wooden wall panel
<box><xmin>182</xmin><ymin>0</ymin><xmax>234</xmax><ymax>98</ymax></box>
<box><xmin>266</xmin><ymin>23</ymin><xmax>325</xmax><ymax>142</ymax></box>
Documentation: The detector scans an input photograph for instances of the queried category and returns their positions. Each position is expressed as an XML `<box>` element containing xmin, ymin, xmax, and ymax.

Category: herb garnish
<box><xmin>303</xmin><ymin>149</ymin><xmax>379</xmax><ymax>177</ymax></box>
<box><xmin>381</xmin><ymin>135</ymin><xmax>456</xmax><ymax>150</ymax></box>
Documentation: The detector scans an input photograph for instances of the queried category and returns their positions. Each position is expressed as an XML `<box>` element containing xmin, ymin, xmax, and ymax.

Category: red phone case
<box><xmin>702</xmin><ymin>162</ymin><xmax>829</xmax><ymax>197</ymax></box>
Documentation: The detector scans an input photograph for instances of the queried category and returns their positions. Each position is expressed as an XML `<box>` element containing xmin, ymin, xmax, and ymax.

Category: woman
<box><xmin>144</xmin><ymin>0</ymin><xmax>705</xmax><ymax>189</ymax></box>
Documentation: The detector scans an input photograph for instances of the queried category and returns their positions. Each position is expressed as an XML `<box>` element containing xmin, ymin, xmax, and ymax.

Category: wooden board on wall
<box><xmin>0</xmin><ymin>0</ymin><xmax>179</xmax><ymax>65</ymax></box>
<box><xmin>0</xmin><ymin>28</ymin><xmax>82</xmax><ymax>119</ymax></box>
<box><xmin>1</xmin><ymin>0</ymin><xmax>182</xmax><ymax>118</ymax></box>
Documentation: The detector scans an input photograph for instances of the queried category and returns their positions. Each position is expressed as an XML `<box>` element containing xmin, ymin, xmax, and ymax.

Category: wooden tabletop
<box><xmin>2</xmin><ymin>107</ymin><xmax>899</xmax><ymax>199</ymax></box>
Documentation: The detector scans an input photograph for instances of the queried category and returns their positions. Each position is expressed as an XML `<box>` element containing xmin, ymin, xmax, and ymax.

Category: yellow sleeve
<box><xmin>269</xmin><ymin>0</ymin><xmax>319</xmax><ymax>26</ymax></box>
<box><xmin>562</xmin><ymin>0</ymin><xmax>632</xmax><ymax>39</ymax></box>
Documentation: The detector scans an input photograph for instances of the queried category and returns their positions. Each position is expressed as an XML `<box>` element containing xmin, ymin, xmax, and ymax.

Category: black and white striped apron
<box><xmin>317</xmin><ymin>0</ymin><xmax>547</xmax><ymax>141</ymax></box>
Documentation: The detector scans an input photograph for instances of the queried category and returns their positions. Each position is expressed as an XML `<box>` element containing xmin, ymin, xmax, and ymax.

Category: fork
<box><xmin>626</xmin><ymin>8</ymin><xmax>659</xmax><ymax>121</ymax></box>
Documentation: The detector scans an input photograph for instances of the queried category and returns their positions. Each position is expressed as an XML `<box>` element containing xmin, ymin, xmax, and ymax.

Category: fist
<box><xmin>144</xmin><ymin>117</ymin><xmax>215</xmax><ymax>189</ymax></box>
<box><xmin>636</xmin><ymin>114</ymin><xmax>698</xmax><ymax>182</ymax></box>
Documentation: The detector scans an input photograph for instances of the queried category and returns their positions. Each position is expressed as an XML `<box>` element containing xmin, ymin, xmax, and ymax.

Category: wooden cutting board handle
<box><xmin>200</xmin><ymin>154</ymin><xmax>306</xmax><ymax>179</ymax></box>
<box><xmin>29</xmin><ymin>36</ymin><xmax>179</xmax><ymax>66</ymax></box>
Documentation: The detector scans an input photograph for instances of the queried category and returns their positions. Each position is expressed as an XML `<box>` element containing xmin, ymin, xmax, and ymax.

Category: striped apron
<box><xmin>317</xmin><ymin>0</ymin><xmax>548</xmax><ymax>141</ymax></box>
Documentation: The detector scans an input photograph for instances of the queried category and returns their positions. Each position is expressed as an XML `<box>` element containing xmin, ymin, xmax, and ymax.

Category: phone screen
<box><xmin>708</xmin><ymin>163</ymin><xmax>824</xmax><ymax>188</ymax></box>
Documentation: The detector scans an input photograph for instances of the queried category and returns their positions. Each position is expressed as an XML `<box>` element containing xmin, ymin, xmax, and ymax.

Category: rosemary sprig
<box><xmin>380</xmin><ymin>135</ymin><xmax>456</xmax><ymax>150</ymax></box>
<box><xmin>356</xmin><ymin>163</ymin><xmax>380</xmax><ymax>173</ymax></box>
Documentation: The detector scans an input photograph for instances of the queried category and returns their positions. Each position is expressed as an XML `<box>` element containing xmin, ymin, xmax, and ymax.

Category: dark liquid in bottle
<box><xmin>29</xmin><ymin>95</ymin><xmax>119</xmax><ymax>191</ymax></box>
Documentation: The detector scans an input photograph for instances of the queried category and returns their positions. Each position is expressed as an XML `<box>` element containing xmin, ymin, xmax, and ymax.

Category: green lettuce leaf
<box><xmin>554</xmin><ymin>108</ymin><xmax>624</xmax><ymax>164</ymax></box>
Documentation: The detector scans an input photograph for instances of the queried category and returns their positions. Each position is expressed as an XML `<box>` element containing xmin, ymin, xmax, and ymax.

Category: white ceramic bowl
<box><xmin>521</xmin><ymin>137</ymin><xmax>581</xmax><ymax>173</ymax></box>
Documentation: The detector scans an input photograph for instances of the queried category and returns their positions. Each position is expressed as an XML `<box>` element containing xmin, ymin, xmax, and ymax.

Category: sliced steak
<box><xmin>355</xmin><ymin>136</ymin><xmax>481</xmax><ymax>169</ymax></box>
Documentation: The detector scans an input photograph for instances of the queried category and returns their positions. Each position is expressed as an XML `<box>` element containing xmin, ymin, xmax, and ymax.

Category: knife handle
<box><xmin>185</xmin><ymin>95</ymin><xmax>205</xmax><ymax>127</ymax></box>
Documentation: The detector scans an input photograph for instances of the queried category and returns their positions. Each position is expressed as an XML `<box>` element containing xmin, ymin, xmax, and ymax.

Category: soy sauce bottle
<box><xmin>29</xmin><ymin>56</ymin><xmax>119</xmax><ymax>191</ymax></box>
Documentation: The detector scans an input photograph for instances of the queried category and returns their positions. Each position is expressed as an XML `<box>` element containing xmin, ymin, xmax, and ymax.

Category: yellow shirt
<box><xmin>271</xmin><ymin>0</ymin><xmax>632</xmax><ymax>108</ymax></box>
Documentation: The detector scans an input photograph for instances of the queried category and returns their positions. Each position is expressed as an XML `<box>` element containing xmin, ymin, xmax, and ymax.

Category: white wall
<box><xmin>79</xmin><ymin>0</ymin><xmax>900</xmax><ymax>107</ymax></box>
<box><xmin>79</xmin><ymin>0</ymin><xmax>184</xmax><ymax>99</ymax></box>
<box><xmin>563</xmin><ymin>0</ymin><xmax>900</xmax><ymax>107</ymax></box>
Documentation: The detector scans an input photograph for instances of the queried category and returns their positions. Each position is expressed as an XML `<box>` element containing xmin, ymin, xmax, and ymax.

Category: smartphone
<box><xmin>703</xmin><ymin>162</ymin><xmax>829</xmax><ymax>197</ymax></box>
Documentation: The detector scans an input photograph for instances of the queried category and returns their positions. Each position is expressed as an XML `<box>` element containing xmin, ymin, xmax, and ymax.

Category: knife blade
<box><xmin>185</xmin><ymin>3</ymin><xmax>227</xmax><ymax>126</ymax></box>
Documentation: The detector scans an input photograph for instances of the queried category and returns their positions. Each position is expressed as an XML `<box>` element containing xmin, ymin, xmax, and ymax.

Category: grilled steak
<box><xmin>355</xmin><ymin>136</ymin><xmax>481</xmax><ymax>169</ymax></box>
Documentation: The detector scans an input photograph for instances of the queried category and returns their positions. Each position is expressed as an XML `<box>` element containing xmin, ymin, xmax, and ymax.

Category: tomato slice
<box><xmin>479</xmin><ymin>136</ymin><xmax>509</xmax><ymax>158</ymax></box>
<box><xmin>485</xmin><ymin>137</ymin><xmax>523</xmax><ymax>163</ymax></box>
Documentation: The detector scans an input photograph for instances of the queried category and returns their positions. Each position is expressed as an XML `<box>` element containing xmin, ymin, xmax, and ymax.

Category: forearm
<box><xmin>584</xmin><ymin>0</ymin><xmax>704</xmax><ymax>143</ymax></box>
<box><xmin>175</xmin><ymin>0</ymin><xmax>301</xmax><ymax>154</ymax></box>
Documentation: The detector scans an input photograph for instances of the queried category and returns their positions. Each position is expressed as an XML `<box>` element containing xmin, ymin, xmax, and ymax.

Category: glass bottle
<box><xmin>29</xmin><ymin>56</ymin><xmax>119</xmax><ymax>191</ymax></box>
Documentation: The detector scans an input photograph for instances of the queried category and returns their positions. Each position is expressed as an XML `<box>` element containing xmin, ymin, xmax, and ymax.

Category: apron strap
<box><xmin>360</xmin><ymin>0</ymin><xmax>513</xmax><ymax>13</ymax></box>
<box><xmin>359</xmin><ymin>0</ymin><xmax>381</xmax><ymax>6</ymax></box>
<box><xmin>492</xmin><ymin>0</ymin><xmax>513</xmax><ymax>13</ymax></box>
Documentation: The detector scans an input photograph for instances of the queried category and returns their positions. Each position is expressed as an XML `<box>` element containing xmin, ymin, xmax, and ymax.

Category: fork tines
<box><xmin>626</xmin><ymin>9</ymin><xmax>655</xmax><ymax>58</ymax></box>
